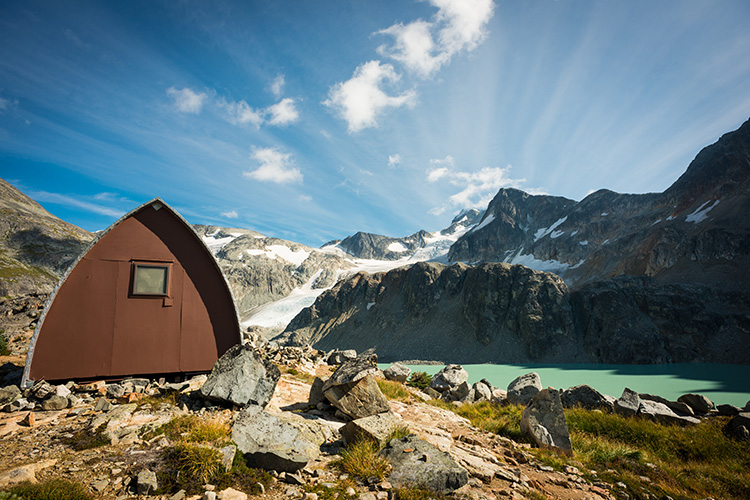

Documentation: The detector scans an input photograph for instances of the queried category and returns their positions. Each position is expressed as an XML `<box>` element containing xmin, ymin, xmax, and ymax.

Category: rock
<box><xmin>54</xmin><ymin>384</ymin><xmax>71</xmax><ymax>398</ymax></box>
<box><xmin>327</xmin><ymin>349</ymin><xmax>357</xmax><ymax>365</ymax></box>
<box><xmin>381</xmin><ymin>435</ymin><xmax>468</xmax><ymax>492</ymax></box>
<box><xmin>726</xmin><ymin>413</ymin><xmax>750</xmax><ymax>441</ymax></box>
<box><xmin>429</xmin><ymin>365</ymin><xmax>469</xmax><ymax>393</ymax></box>
<box><xmin>520</xmin><ymin>388</ymin><xmax>572</xmax><ymax>456</ymax></box>
<box><xmin>308</xmin><ymin>377</ymin><xmax>326</xmax><ymax>406</ymax></box>
<box><xmin>204</xmin><ymin>492</ymin><xmax>217</xmax><ymax>500</ymax></box>
<box><xmin>471</xmin><ymin>381</ymin><xmax>493</xmax><ymax>403</ymax></box>
<box><xmin>169</xmin><ymin>490</ymin><xmax>187</xmax><ymax>500</ymax></box>
<box><xmin>94</xmin><ymin>397</ymin><xmax>112</xmax><ymax>412</ymax></box>
<box><xmin>638</xmin><ymin>400</ymin><xmax>700</xmax><ymax>426</ymax></box>
<box><xmin>677</xmin><ymin>393</ymin><xmax>715</xmax><ymax>414</ymax></box>
<box><xmin>0</xmin><ymin>385</ymin><xmax>21</xmax><ymax>407</ymax></box>
<box><xmin>31</xmin><ymin>380</ymin><xmax>54</xmax><ymax>399</ymax></box>
<box><xmin>384</xmin><ymin>363</ymin><xmax>411</xmax><ymax>383</ymax></box>
<box><xmin>107</xmin><ymin>384</ymin><xmax>126</xmax><ymax>399</ymax></box>
<box><xmin>137</xmin><ymin>469</ymin><xmax>158</xmax><ymax>495</ymax></box>
<box><xmin>423</xmin><ymin>387</ymin><xmax>441</xmax><ymax>399</ymax></box>
<box><xmin>219</xmin><ymin>487</ymin><xmax>248</xmax><ymax>500</ymax></box>
<box><xmin>614</xmin><ymin>388</ymin><xmax>641</xmax><ymax>417</ymax></box>
<box><xmin>507</xmin><ymin>372</ymin><xmax>542</xmax><ymax>406</ymax></box>
<box><xmin>41</xmin><ymin>394</ymin><xmax>69</xmax><ymax>410</ymax></box>
<box><xmin>21</xmin><ymin>411</ymin><xmax>35</xmax><ymax>427</ymax></box>
<box><xmin>91</xmin><ymin>479</ymin><xmax>109</xmax><ymax>492</ymax></box>
<box><xmin>221</xmin><ymin>445</ymin><xmax>237</xmax><ymax>471</ymax></box>
<box><xmin>322</xmin><ymin>353</ymin><xmax>380</xmax><ymax>391</ymax></box>
<box><xmin>717</xmin><ymin>404</ymin><xmax>741</xmax><ymax>416</ymax></box>
<box><xmin>491</xmin><ymin>388</ymin><xmax>507</xmax><ymax>404</ymax></box>
<box><xmin>442</xmin><ymin>381</ymin><xmax>470</xmax><ymax>402</ymax></box>
<box><xmin>4</xmin><ymin>397</ymin><xmax>30</xmax><ymax>413</ymax></box>
<box><xmin>0</xmin><ymin>459</ymin><xmax>57</xmax><ymax>487</ymax></box>
<box><xmin>200</xmin><ymin>344</ymin><xmax>280</xmax><ymax>407</ymax></box>
<box><xmin>324</xmin><ymin>374</ymin><xmax>391</xmax><ymax>421</ymax></box>
<box><xmin>75</xmin><ymin>380</ymin><xmax>106</xmax><ymax>393</ymax></box>
<box><xmin>561</xmin><ymin>385</ymin><xmax>614</xmax><ymax>411</ymax></box>
<box><xmin>341</xmin><ymin>413</ymin><xmax>402</xmax><ymax>447</ymax></box>
<box><xmin>232</xmin><ymin>405</ymin><xmax>317</xmax><ymax>472</ymax></box>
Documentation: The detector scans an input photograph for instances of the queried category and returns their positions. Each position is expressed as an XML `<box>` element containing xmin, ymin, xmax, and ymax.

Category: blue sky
<box><xmin>1</xmin><ymin>0</ymin><xmax>749</xmax><ymax>247</ymax></box>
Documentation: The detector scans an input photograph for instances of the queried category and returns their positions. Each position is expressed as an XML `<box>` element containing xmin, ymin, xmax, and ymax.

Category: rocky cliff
<box><xmin>0</xmin><ymin>179</ymin><xmax>92</xmax><ymax>297</ymax></box>
<box><xmin>278</xmin><ymin>262</ymin><xmax>750</xmax><ymax>364</ymax></box>
<box><xmin>448</xmin><ymin>118</ymin><xmax>750</xmax><ymax>291</ymax></box>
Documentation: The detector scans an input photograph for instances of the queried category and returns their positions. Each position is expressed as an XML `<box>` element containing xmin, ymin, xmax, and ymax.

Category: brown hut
<box><xmin>22</xmin><ymin>198</ymin><xmax>241</xmax><ymax>386</ymax></box>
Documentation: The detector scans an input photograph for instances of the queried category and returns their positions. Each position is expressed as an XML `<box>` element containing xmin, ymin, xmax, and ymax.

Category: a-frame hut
<box><xmin>22</xmin><ymin>198</ymin><xmax>241</xmax><ymax>386</ymax></box>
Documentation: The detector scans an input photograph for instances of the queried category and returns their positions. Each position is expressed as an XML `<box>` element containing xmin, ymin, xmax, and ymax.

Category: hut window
<box><xmin>132</xmin><ymin>263</ymin><xmax>170</xmax><ymax>296</ymax></box>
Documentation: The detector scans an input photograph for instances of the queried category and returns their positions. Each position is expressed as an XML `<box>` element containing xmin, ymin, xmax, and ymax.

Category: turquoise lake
<box><xmin>377</xmin><ymin>363</ymin><xmax>750</xmax><ymax>407</ymax></box>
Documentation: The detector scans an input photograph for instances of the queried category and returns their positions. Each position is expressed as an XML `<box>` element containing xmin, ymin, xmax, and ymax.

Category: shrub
<box><xmin>64</xmin><ymin>425</ymin><xmax>110</xmax><ymax>451</ymax></box>
<box><xmin>0</xmin><ymin>334</ymin><xmax>10</xmax><ymax>356</ymax></box>
<box><xmin>160</xmin><ymin>443</ymin><xmax>223</xmax><ymax>493</ymax></box>
<box><xmin>406</xmin><ymin>371</ymin><xmax>432</xmax><ymax>390</ymax></box>
<box><xmin>159</xmin><ymin>414</ymin><xmax>231</xmax><ymax>444</ymax></box>
<box><xmin>5</xmin><ymin>479</ymin><xmax>94</xmax><ymax>500</ymax></box>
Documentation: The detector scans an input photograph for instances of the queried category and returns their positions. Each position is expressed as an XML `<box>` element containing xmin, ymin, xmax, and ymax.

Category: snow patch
<box><xmin>579</xmin><ymin>240</ymin><xmax>588</xmax><ymax>246</ymax></box>
<box><xmin>534</xmin><ymin>216</ymin><xmax>568</xmax><ymax>241</ymax></box>
<box><xmin>509</xmin><ymin>252</ymin><xmax>572</xmax><ymax>274</ymax></box>
<box><xmin>686</xmin><ymin>200</ymin><xmax>720</xmax><ymax>224</ymax></box>
<box><xmin>246</xmin><ymin>245</ymin><xmax>311</xmax><ymax>266</ymax></box>
<box><xmin>601</xmin><ymin>212</ymin><xmax>609</xmax><ymax>216</ymax></box>
<box><xmin>243</xmin><ymin>270</ymin><xmax>327</xmax><ymax>330</ymax></box>
<box><xmin>570</xmin><ymin>230</ymin><xmax>578</xmax><ymax>236</ymax></box>
<box><xmin>651</xmin><ymin>219</ymin><xmax>662</xmax><ymax>226</ymax></box>
<box><xmin>570</xmin><ymin>259</ymin><xmax>586</xmax><ymax>269</ymax></box>
<box><xmin>387</xmin><ymin>242</ymin><xmax>409</xmax><ymax>253</ymax></box>
<box><xmin>550</xmin><ymin>230</ymin><xmax>565</xmax><ymax>239</ymax></box>
<box><xmin>367</xmin><ymin>302</ymin><xmax>376</xmax><ymax>310</ymax></box>
<box><xmin>666</xmin><ymin>215</ymin><xmax>676</xmax><ymax>221</ymax></box>
<box><xmin>471</xmin><ymin>214</ymin><xmax>496</xmax><ymax>233</ymax></box>
<box><xmin>202</xmin><ymin>234</ymin><xmax>239</xmax><ymax>255</ymax></box>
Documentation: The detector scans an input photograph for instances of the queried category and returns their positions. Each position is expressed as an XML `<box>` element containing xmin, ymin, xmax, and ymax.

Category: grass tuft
<box><xmin>336</xmin><ymin>439</ymin><xmax>391</xmax><ymax>480</ymax></box>
<box><xmin>385</xmin><ymin>424</ymin><xmax>412</xmax><ymax>444</ymax></box>
<box><xmin>393</xmin><ymin>484</ymin><xmax>448</xmax><ymax>500</ymax></box>
<box><xmin>159</xmin><ymin>414</ymin><xmax>231</xmax><ymax>445</ymax></box>
<box><xmin>4</xmin><ymin>479</ymin><xmax>94</xmax><ymax>500</ymax></box>
<box><xmin>376</xmin><ymin>379</ymin><xmax>411</xmax><ymax>401</ymax></box>
<box><xmin>64</xmin><ymin>425</ymin><xmax>110</xmax><ymax>451</ymax></box>
<box><xmin>159</xmin><ymin>443</ymin><xmax>223</xmax><ymax>493</ymax></box>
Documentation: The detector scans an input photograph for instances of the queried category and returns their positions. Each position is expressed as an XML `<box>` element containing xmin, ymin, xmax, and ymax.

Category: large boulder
<box><xmin>520</xmin><ymin>388</ymin><xmax>572</xmax><ymax>456</ymax></box>
<box><xmin>561</xmin><ymin>385</ymin><xmax>614</xmax><ymax>411</ymax></box>
<box><xmin>323</xmin><ymin>374</ymin><xmax>391</xmax><ymax>420</ymax></box>
<box><xmin>341</xmin><ymin>412</ymin><xmax>402</xmax><ymax>447</ymax></box>
<box><xmin>200</xmin><ymin>344</ymin><xmax>280</xmax><ymax>407</ymax></box>
<box><xmin>326</xmin><ymin>349</ymin><xmax>357</xmax><ymax>365</ymax></box>
<box><xmin>614</xmin><ymin>388</ymin><xmax>641</xmax><ymax>417</ymax></box>
<box><xmin>383</xmin><ymin>363</ymin><xmax>411</xmax><ymax>383</ymax></box>
<box><xmin>638</xmin><ymin>400</ymin><xmax>700</xmax><ymax>426</ymax></box>
<box><xmin>381</xmin><ymin>435</ymin><xmax>468</xmax><ymax>492</ymax></box>
<box><xmin>726</xmin><ymin>413</ymin><xmax>750</xmax><ymax>441</ymax></box>
<box><xmin>429</xmin><ymin>365</ymin><xmax>468</xmax><ymax>393</ymax></box>
<box><xmin>0</xmin><ymin>385</ymin><xmax>21</xmax><ymax>408</ymax></box>
<box><xmin>677</xmin><ymin>393</ymin><xmax>715</xmax><ymax>414</ymax></box>
<box><xmin>321</xmin><ymin>352</ymin><xmax>380</xmax><ymax>392</ymax></box>
<box><xmin>232</xmin><ymin>406</ymin><xmax>319</xmax><ymax>472</ymax></box>
<box><xmin>507</xmin><ymin>372</ymin><xmax>542</xmax><ymax>406</ymax></box>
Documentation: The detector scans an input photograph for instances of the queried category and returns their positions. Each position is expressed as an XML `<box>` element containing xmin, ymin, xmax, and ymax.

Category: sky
<box><xmin>1</xmin><ymin>0</ymin><xmax>749</xmax><ymax>247</ymax></box>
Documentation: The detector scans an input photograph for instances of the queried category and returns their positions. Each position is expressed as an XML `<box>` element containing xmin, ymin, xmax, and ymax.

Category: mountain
<box><xmin>279</xmin><ymin>118</ymin><xmax>750</xmax><ymax>363</ymax></box>
<box><xmin>0</xmin><ymin>179</ymin><xmax>92</xmax><ymax>297</ymax></box>
<box><xmin>325</xmin><ymin>209</ymin><xmax>484</xmax><ymax>262</ymax></box>
<box><xmin>448</xmin><ymin>118</ymin><xmax>750</xmax><ymax>290</ymax></box>
<box><xmin>276</xmin><ymin>262</ymin><xmax>749</xmax><ymax>364</ymax></box>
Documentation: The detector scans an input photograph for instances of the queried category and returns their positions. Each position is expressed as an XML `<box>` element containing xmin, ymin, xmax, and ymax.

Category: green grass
<box><xmin>393</xmin><ymin>485</ymin><xmax>448</xmax><ymax>500</ymax></box>
<box><xmin>430</xmin><ymin>400</ymin><xmax>750</xmax><ymax>500</ymax></box>
<box><xmin>157</xmin><ymin>414</ymin><xmax>231</xmax><ymax>445</ymax></box>
<box><xmin>64</xmin><ymin>425</ymin><xmax>110</xmax><ymax>451</ymax></box>
<box><xmin>385</xmin><ymin>424</ymin><xmax>412</xmax><ymax>443</ymax></box>
<box><xmin>2</xmin><ymin>479</ymin><xmax>94</xmax><ymax>500</ymax></box>
<box><xmin>0</xmin><ymin>335</ymin><xmax>10</xmax><ymax>356</ymax></box>
<box><xmin>159</xmin><ymin>443</ymin><xmax>224</xmax><ymax>493</ymax></box>
<box><xmin>377</xmin><ymin>379</ymin><xmax>412</xmax><ymax>401</ymax></box>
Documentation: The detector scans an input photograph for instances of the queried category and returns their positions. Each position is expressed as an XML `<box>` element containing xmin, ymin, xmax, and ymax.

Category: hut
<box><xmin>22</xmin><ymin>198</ymin><xmax>241</xmax><ymax>386</ymax></box>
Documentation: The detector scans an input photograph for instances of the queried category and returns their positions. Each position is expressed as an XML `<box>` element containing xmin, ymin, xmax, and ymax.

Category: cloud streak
<box><xmin>167</xmin><ymin>87</ymin><xmax>207</xmax><ymax>114</ymax></box>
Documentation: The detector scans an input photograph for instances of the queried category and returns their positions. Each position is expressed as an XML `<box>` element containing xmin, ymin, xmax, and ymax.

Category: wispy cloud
<box><xmin>0</xmin><ymin>97</ymin><xmax>8</xmax><ymax>111</ymax></box>
<box><xmin>270</xmin><ymin>74</ymin><xmax>285</xmax><ymax>98</ymax></box>
<box><xmin>244</xmin><ymin>147</ymin><xmax>303</xmax><ymax>184</ymax></box>
<box><xmin>427</xmin><ymin>157</ymin><xmax>526</xmax><ymax>214</ymax></box>
<box><xmin>221</xmin><ymin>210</ymin><xmax>239</xmax><ymax>218</ymax></box>
<box><xmin>218</xmin><ymin>97</ymin><xmax>265</xmax><ymax>127</ymax></box>
<box><xmin>27</xmin><ymin>190</ymin><xmax>125</xmax><ymax>217</ymax></box>
<box><xmin>298</xmin><ymin>194</ymin><xmax>312</xmax><ymax>203</ymax></box>
<box><xmin>388</xmin><ymin>154</ymin><xmax>402</xmax><ymax>167</ymax></box>
<box><xmin>323</xmin><ymin>60</ymin><xmax>416</xmax><ymax>132</ymax></box>
<box><xmin>167</xmin><ymin>87</ymin><xmax>208</xmax><ymax>114</ymax></box>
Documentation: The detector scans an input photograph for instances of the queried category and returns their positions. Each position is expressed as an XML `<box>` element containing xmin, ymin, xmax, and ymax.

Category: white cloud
<box><xmin>270</xmin><ymin>74</ymin><xmax>285</xmax><ymax>97</ymax></box>
<box><xmin>427</xmin><ymin>159</ymin><xmax>526</xmax><ymax>213</ymax></box>
<box><xmin>266</xmin><ymin>98</ymin><xmax>299</xmax><ymax>126</ymax></box>
<box><xmin>377</xmin><ymin>21</ymin><xmax>445</xmax><ymax>78</ymax></box>
<box><xmin>218</xmin><ymin>98</ymin><xmax>264</xmax><ymax>127</ymax></box>
<box><xmin>221</xmin><ymin>210</ymin><xmax>239</xmax><ymax>219</ymax></box>
<box><xmin>27</xmin><ymin>190</ymin><xmax>124</xmax><ymax>217</ymax></box>
<box><xmin>0</xmin><ymin>97</ymin><xmax>8</xmax><ymax>111</ymax></box>
<box><xmin>167</xmin><ymin>87</ymin><xmax>207</xmax><ymax>114</ymax></box>
<box><xmin>298</xmin><ymin>194</ymin><xmax>312</xmax><ymax>202</ymax></box>
<box><xmin>323</xmin><ymin>60</ymin><xmax>417</xmax><ymax>132</ymax></box>
<box><xmin>377</xmin><ymin>0</ymin><xmax>494</xmax><ymax>77</ymax></box>
<box><xmin>388</xmin><ymin>154</ymin><xmax>402</xmax><ymax>167</ymax></box>
<box><xmin>244</xmin><ymin>147</ymin><xmax>303</xmax><ymax>184</ymax></box>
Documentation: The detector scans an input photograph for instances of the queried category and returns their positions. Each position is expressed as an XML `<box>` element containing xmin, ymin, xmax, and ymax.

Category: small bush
<box><xmin>406</xmin><ymin>371</ymin><xmax>432</xmax><ymax>390</ymax></box>
<box><xmin>385</xmin><ymin>424</ymin><xmax>412</xmax><ymax>444</ymax></box>
<box><xmin>376</xmin><ymin>379</ymin><xmax>411</xmax><ymax>401</ymax></box>
<box><xmin>5</xmin><ymin>479</ymin><xmax>94</xmax><ymax>500</ymax></box>
<box><xmin>336</xmin><ymin>439</ymin><xmax>391</xmax><ymax>480</ymax></box>
<box><xmin>160</xmin><ymin>443</ymin><xmax>223</xmax><ymax>493</ymax></box>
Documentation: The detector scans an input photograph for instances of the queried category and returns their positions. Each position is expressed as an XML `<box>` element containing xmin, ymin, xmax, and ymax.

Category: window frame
<box><xmin>130</xmin><ymin>261</ymin><xmax>173</xmax><ymax>297</ymax></box>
